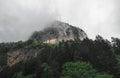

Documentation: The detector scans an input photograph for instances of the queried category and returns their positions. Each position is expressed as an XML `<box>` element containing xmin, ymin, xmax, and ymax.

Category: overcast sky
<box><xmin>0</xmin><ymin>0</ymin><xmax>120</xmax><ymax>42</ymax></box>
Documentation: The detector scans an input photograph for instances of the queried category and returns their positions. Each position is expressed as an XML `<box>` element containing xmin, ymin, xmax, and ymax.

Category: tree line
<box><xmin>0</xmin><ymin>35</ymin><xmax>120</xmax><ymax>78</ymax></box>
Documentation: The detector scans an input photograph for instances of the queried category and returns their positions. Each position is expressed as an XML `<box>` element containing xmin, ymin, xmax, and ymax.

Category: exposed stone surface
<box><xmin>7</xmin><ymin>21</ymin><xmax>87</xmax><ymax>66</ymax></box>
<box><xmin>7</xmin><ymin>49</ymin><xmax>39</xmax><ymax>67</ymax></box>
<box><xmin>30</xmin><ymin>21</ymin><xmax>87</xmax><ymax>44</ymax></box>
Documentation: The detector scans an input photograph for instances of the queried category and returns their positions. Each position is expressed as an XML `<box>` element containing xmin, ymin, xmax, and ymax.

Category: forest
<box><xmin>0</xmin><ymin>35</ymin><xmax>120</xmax><ymax>78</ymax></box>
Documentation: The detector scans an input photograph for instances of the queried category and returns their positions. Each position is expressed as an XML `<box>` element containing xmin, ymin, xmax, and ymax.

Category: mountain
<box><xmin>0</xmin><ymin>21</ymin><xmax>119</xmax><ymax>78</ymax></box>
<box><xmin>30</xmin><ymin>21</ymin><xmax>87</xmax><ymax>44</ymax></box>
<box><xmin>6</xmin><ymin>21</ymin><xmax>87</xmax><ymax>66</ymax></box>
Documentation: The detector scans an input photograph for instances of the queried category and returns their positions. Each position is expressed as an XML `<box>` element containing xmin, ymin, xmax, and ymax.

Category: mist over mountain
<box><xmin>0</xmin><ymin>0</ymin><xmax>59</xmax><ymax>42</ymax></box>
<box><xmin>0</xmin><ymin>0</ymin><xmax>120</xmax><ymax>78</ymax></box>
<box><xmin>3</xmin><ymin>21</ymin><xmax>87</xmax><ymax>68</ymax></box>
<box><xmin>0</xmin><ymin>0</ymin><xmax>120</xmax><ymax>42</ymax></box>
<box><xmin>0</xmin><ymin>30</ymin><xmax>120</xmax><ymax>78</ymax></box>
<box><xmin>30</xmin><ymin>21</ymin><xmax>87</xmax><ymax>44</ymax></box>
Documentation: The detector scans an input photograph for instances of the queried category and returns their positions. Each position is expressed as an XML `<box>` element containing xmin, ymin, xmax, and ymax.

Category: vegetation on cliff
<box><xmin>0</xmin><ymin>35</ymin><xmax>120</xmax><ymax>78</ymax></box>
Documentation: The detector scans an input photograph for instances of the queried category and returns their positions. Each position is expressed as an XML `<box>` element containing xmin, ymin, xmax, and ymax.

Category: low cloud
<box><xmin>0</xmin><ymin>0</ymin><xmax>120</xmax><ymax>42</ymax></box>
<box><xmin>56</xmin><ymin>0</ymin><xmax>120</xmax><ymax>40</ymax></box>
<box><xmin>0</xmin><ymin>0</ymin><xmax>59</xmax><ymax>42</ymax></box>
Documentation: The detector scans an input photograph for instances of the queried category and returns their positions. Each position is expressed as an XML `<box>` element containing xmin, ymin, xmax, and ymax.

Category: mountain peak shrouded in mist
<box><xmin>30</xmin><ymin>21</ymin><xmax>87</xmax><ymax>44</ymax></box>
<box><xmin>5</xmin><ymin>21</ymin><xmax>87</xmax><ymax>67</ymax></box>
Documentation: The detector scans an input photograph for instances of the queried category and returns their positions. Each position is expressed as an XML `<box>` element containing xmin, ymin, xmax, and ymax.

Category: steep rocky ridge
<box><xmin>6</xmin><ymin>21</ymin><xmax>87</xmax><ymax>66</ymax></box>
<box><xmin>30</xmin><ymin>21</ymin><xmax>87</xmax><ymax>44</ymax></box>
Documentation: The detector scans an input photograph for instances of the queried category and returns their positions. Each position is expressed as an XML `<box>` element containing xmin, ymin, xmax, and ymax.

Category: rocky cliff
<box><xmin>30</xmin><ymin>21</ymin><xmax>87</xmax><ymax>44</ymax></box>
<box><xmin>6</xmin><ymin>21</ymin><xmax>87</xmax><ymax>66</ymax></box>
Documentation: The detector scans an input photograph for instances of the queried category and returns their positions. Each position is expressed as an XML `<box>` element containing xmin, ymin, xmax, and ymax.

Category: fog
<box><xmin>0</xmin><ymin>0</ymin><xmax>59</xmax><ymax>42</ymax></box>
<box><xmin>0</xmin><ymin>0</ymin><xmax>120</xmax><ymax>42</ymax></box>
<box><xmin>55</xmin><ymin>0</ymin><xmax>120</xmax><ymax>40</ymax></box>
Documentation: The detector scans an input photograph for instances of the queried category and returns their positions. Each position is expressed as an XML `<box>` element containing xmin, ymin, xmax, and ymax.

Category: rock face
<box><xmin>7</xmin><ymin>49</ymin><xmax>38</xmax><ymax>67</ymax></box>
<box><xmin>30</xmin><ymin>21</ymin><xmax>87</xmax><ymax>44</ymax></box>
<box><xmin>6</xmin><ymin>21</ymin><xmax>87</xmax><ymax>66</ymax></box>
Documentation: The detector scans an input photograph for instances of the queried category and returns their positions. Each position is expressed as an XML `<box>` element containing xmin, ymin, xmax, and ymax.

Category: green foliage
<box><xmin>0</xmin><ymin>66</ymin><xmax>2</xmax><ymax>72</ymax></box>
<box><xmin>116</xmin><ymin>55</ymin><xmax>120</xmax><ymax>70</ymax></box>
<box><xmin>0</xmin><ymin>36</ymin><xmax>119</xmax><ymax>78</ymax></box>
<box><xmin>88</xmin><ymin>36</ymin><xmax>116</xmax><ymax>72</ymax></box>
<box><xmin>40</xmin><ymin>63</ymin><xmax>54</xmax><ymax>78</ymax></box>
<box><xmin>114</xmin><ymin>55</ymin><xmax>120</xmax><ymax>77</ymax></box>
<box><xmin>95</xmin><ymin>73</ymin><xmax>113</xmax><ymax>78</ymax></box>
<box><xmin>112</xmin><ymin>37</ymin><xmax>120</xmax><ymax>54</ymax></box>
<box><xmin>61</xmin><ymin>61</ymin><xmax>96</xmax><ymax>78</ymax></box>
<box><xmin>15</xmin><ymin>72</ymin><xmax>33</xmax><ymax>78</ymax></box>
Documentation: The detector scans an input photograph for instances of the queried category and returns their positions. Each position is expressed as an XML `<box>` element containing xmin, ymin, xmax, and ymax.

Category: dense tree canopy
<box><xmin>0</xmin><ymin>36</ymin><xmax>120</xmax><ymax>78</ymax></box>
